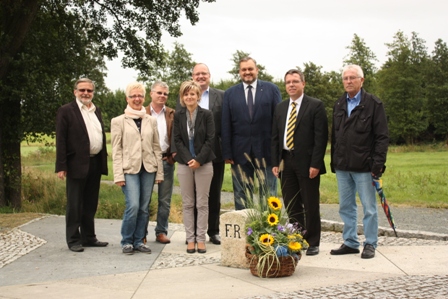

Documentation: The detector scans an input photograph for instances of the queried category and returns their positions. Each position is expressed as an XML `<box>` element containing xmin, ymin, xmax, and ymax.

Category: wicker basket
<box><xmin>245</xmin><ymin>246</ymin><xmax>300</xmax><ymax>278</ymax></box>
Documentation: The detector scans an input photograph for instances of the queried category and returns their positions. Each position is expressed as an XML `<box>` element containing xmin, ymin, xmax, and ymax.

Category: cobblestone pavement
<box><xmin>241</xmin><ymin>275</ymin><xmax>448</xmax><ymax>299</ymax></box>
<box><xmin>1</xmin><ymin>217</ymin><xmax>448</xmax><ymax>298</ymax></box>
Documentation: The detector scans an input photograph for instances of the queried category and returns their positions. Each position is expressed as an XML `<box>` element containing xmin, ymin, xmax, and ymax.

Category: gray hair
<box><xmin>342</xmin><ymin>65</ymin><xmax>364</xmax><ymax>79</ymax></box>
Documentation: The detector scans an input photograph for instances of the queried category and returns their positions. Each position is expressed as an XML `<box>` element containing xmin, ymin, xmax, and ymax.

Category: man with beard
<box><xmin>56</xmin><ymin>78</ymin><xmax>109</xmax><ymax>252</ymax></box>
<box><xmin>222</xmin><ymin>57</ymin><xmax>281</xmax><ymax>210</ymax></box>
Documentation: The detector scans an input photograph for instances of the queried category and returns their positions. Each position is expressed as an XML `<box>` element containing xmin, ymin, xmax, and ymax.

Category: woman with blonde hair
<box><xmin>173</xmin><ymin>80</ymin><xmax>215</xmax><ymax>254</ymax></box>
<box><xmin>111</xmin><ymin>82</ymin><xmax>163</xmax><ymax>255</ymax></box>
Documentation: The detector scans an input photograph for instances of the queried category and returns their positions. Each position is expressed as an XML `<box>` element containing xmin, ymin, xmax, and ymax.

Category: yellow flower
<box><xmin>267</xmin><ymin>213</ymin><xmax>279</xmax><ymax>226</ymax></box>
<box><xmin>259</xmin><ymin>234</ymin><xmax>274</xmax><ymax>245</ymax></box>
<box><xmin>288</xmin><ymin>241</ymin><xmax>302</xmax><ymax>251</ymax></box>
<box><xmin>287</xmin><ymin>235</ymin><xmax>295</xmax><ymax>239</ymax></box>
<box><xmin>267</xmin><ymin>197</ymin><xmax>282</xmax><ymax>210</ymax></box>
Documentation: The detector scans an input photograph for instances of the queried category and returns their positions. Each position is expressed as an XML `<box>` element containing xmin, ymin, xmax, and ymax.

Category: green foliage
<box><xmin>377</xmin><ymin>31</ymin><xmax>429</xmax><ymax>144</ymax></box>
<box><xmin>100</xmin><ymin>89</ymin><xmax>127</xmax><ymax>131</ymax></box>
<box><xmin>426</xmin><ymin>39</ymin><xmax>448</xmax><ymax>140</ymax></box>
<box><xmin>343</xmin><ymin>34</ymin><xmax>378</xmax><ymax>93</ymax></box>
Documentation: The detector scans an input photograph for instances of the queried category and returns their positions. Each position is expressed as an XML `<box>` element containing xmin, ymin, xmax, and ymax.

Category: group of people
<box><xmin>55</xmin><ymin>58</ymin><xmax>389</xmax><ymax>260</ymax></box>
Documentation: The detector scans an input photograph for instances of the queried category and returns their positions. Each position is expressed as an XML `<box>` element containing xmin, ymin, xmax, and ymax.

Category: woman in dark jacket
<box><xmin>173</xmin><ymin>80</ymin><xmax>215</xmax><ymax>254</ymax></box>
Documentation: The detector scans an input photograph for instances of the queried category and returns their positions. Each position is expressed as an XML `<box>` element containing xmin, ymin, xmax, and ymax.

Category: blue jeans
<box><xmin>154</xmin><ymin>160</ymin><xmax>175</xmax><ymax>236</ymax></box>
<box><xmin>336</xmin><ymin>170</ymin><xmax>378</xmax><ymax>248</ymax></box>
<box><xmin>121</xmin><ymin>169</ymin><xmax>155</xmax><ymax>247</ymax></box>
<box><xmin>231</xmin><ymin>161</ymin><xmax>278</xmax><ymax>210</ymax></box>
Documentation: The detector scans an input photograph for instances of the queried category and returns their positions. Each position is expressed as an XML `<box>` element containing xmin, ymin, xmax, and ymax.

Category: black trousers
<box><xmin>207</xmin><ymin>160</ymin><xmax>225</xmax><ymax>236</ymax></box>
<box><xmin>65</xmin><ymin>155</ymin><xmax>102</xmax><ymax>247</ymax></box>
<box><xmin>280</xmin><ymin>152</ymin><xmax>321</xmax><ymax>247</ymax></box>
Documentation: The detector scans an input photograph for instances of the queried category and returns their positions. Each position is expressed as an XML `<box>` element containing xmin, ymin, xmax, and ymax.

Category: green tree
<box><xmin>343</xmin><ymin>34</ymin><xmax>378</xmax><ymax>93</ymax></box>
<box><xmin>377</xmin><ymin>31</ymin><xmax>429</xmax><ymax>144</ymax></box>
<box><xmin>101</xmin><ymin>90</ymin><xmax>127</xmax><ymax>132</ymax></box>
<box><xmin>228</xmin><ymin>50</ymin><xmax>274</xmax><ymax>83</ymax></box>
<box><xmin>427</xmin><ymin>39</ymin><xmax>448</xmax><ymax>142</ymax></box>
<box><xmin>301</xmin><ymin>63</ymin><xmax>344</xmax><ymax>131</ymax></box>
<box><xmin>0</xmin><ymin>0</ymin><xmax>214</xmax><ymax>208</ymax></box>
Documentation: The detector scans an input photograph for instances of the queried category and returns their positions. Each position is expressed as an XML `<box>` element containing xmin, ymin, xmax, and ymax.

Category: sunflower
<box><xmin>267</xmin><ymin>196</ymin><xmax>282</xmax><ymax>211</ymax></box>
<box><xmin>267</xmin><ymin>213</ymin><xmax>279</xmax><ymax>226</ymax></box>
<box><xmin>259</xmin><ymin>234</ymin><xmax>274</xmax><ymax>246</ymax></box>
<box><xmin>288</xmin><ymin>241</ymin><xmax>302</xmax><ymax>252</ymax></box>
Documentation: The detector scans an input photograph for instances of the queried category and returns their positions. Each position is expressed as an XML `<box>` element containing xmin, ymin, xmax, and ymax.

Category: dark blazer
<box><xmin>55</xmin><ymin>100</ymin><xmax>108</xmax><ymax>178</ymax></box>
<box><xmin>173</xmin><ymin>106</ymin><xmax>216</xmax><ymax>166</ymax></box>
<box><xmin>208</xmin><ymin>87</ymin><xmax>224</xmax><ymax>162</ymax></box>
<box><xmin>271</xmin><ymin>94</ymin><xmax>328</xmax><ymax>176</ymax></box>
<box><xmin>175</xmin><ymin>87</ymin><xmax>224</xmax><ymax>162</ymax></box>
<box><xmin>222</xmin><ymin>80</ymin><xmax>281</xmax><ymax>165</ymax></box>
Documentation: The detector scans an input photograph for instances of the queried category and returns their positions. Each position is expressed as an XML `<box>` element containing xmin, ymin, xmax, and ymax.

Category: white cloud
<box><xmin>105</xmin><ymin>0</ymin><xmax>448</xmax><ymax>90</ymax></box>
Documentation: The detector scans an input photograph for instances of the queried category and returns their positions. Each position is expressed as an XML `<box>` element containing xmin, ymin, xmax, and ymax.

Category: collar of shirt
<box><xmin>243</xmin><ymin>80</ymin><xmax>257</xmax><ymax>103</ymax></box>
<box><xmin>76</xmin><ymin>98</ymin><xmax>96</xmax><ymax>112</ymax></box>
<box><xmin>346</xmin><ymin>90</ymin><xmax>361</xmax><ymax>117</ymax></box>
<box><xmin>150</xmin><ymin>104</ymin><xmax>166</xmax><ymax>116</ymax></box>
<box><xmin>199</xmin><ymin>88</ymin><xmax>209</xmax><ymax>110</ymax></box>
<box><xmin>290</xmin><ymin>94</ymin><xmax>304</xmax><ymax>107</ymax></box>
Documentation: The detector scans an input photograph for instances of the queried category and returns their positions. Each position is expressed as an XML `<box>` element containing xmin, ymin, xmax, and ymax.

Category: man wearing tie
<box><xmin>271</xmin><ymin>69</ymin><xmax>328</xmax><ymax>256</ymax></box>
<box><xmin>222</xmin><ymin>57</ymin><xmax>281</xmax><ymax>210</ymax></box>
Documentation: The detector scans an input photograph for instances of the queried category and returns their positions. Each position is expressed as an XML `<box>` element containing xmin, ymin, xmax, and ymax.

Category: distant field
<box><xmin>21</xmin><ymin>135</ymin><xmax>448</xmax><ymax>208</ymax></box>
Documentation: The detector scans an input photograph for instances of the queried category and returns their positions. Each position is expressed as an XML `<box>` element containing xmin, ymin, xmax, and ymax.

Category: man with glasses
<box><xmin>56</xmin><ymin>78</ymin><xmax>109</xmax><ymax>252</ymax></box>
<box><xmin>222</xmin><ymin>57</ymin><xmax>281</xmax><ymax>210</ymax></box>
<box><xmin>330</xmin><ymin>64</ymin><xmax>389</xmax><ymax>259</ymax></box>
<box><xmin>146</xmin><ymin>81</ymin><xmax>175</xmax><ymax>244</ymax></box>
<box><xmin>271</xmin><ymin>69</ymin><xmax>328</xmax><ymax>256</ymax></box>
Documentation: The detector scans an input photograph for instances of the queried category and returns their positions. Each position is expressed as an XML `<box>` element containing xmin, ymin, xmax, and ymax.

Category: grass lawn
<box><xmin>20</xmin><ymin>135</ymin><xmax>448</xmax><ymax>209</ymax></box>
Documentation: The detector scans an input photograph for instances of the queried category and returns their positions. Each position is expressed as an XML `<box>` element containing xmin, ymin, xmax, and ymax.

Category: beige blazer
<box><xmin>111</xmin><ymin>114</ymin><xmax>163</xmax><ymax>183</ymax></box>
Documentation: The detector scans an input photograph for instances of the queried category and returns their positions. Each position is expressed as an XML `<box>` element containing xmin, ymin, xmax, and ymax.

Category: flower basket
<box><xmin>245</xmin><ymin>245</ymin><xmax>300</xmax><ymax>278</ymax></box>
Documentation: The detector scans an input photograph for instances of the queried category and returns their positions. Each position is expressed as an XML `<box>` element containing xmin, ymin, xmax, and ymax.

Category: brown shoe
<box><xmin>156</xmin><ymin>233</ymin><xmax>171</xmax><ymax>244</ymax></box>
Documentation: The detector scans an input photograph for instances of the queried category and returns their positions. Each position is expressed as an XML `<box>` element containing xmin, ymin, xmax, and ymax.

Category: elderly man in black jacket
<box><xmin>330</xmin><ymin>64</ymin><xmax>389</xmax><ymax>259</ymax></box>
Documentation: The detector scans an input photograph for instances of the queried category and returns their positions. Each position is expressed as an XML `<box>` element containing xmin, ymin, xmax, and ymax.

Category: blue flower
<box><xmin>247</xmin><ymin>227</ymin><xmax>253</xmax><ymax>236</ymax></box>
<box><xmin>277</xmin><ymin>224</ymin><xmax>285</xmax><ymax>232</ymax></box>
<box><xmin>274</xmin><ymin>245</ymin><xmax>288</xmax><ymax>257</ymax></box>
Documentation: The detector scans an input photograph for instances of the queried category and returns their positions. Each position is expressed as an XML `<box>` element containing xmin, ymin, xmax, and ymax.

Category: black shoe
<box><xmin>330</xmin><ymin>244</ymin><xmax>360</xmax><ymax>255</ymax></box>
<box><xmin>361</xmin><ymin>244</ymin><xmax>375</xmax><ymax>259</ymax></box>
<box><xmin>82</xmin><ymin>240</ymin><xmax>108</xmax><ymax>247</ymax></box>
<box><xmin>69</xmin><ymin>244</ymin><xmax>84</xmax><ymax>252</ymax></box>
<box><xmin>306</xmin><ymin>246</ymin><xmax>319</xmax><ymax>256</ymax></box>
<box><xmin>209</xmin><ymin>234</ymin><xmax>221</xmax><ymax>245</ymax></box>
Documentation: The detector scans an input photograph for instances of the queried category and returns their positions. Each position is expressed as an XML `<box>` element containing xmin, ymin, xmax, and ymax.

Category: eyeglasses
<box><xmin>342</xmin><ymin>76</ymin><xmax>361</xmax><ymax>81</ymax></box>
<box><xmin>154</xmin><ymin>91</ymin><xmax>169</xmax><ymax>96</ymax></box>
<box><xmin>77</xmin><ymin>89</ymin><xmax>94</xmax><ymax>93</ymax></box>
<box><xmin>128</xmin><ymin>95</ymin><xmax>145</xmax><ymax>99</ymax></box>
<box><xmin>192</xmin><ymin>72</ymin><xmax>209</xmax><ymax>77</ymax></box>
<box><xmin>285</xmin><ymin>80</ymin><xmax>302</xmax><ymax>85</ymax></box>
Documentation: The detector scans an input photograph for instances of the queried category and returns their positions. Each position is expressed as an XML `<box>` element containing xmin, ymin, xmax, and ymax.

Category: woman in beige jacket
<box><xmin>111</xmin><ymin>82</ymin><xmax>163</xmax><ymax>255</ymax></box>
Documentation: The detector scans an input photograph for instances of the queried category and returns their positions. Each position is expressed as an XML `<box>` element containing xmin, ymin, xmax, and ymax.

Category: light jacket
<box><xmin>111</xmin><ymin>114</ymin><xmax>163</xmax><ymax>182</ymax></box>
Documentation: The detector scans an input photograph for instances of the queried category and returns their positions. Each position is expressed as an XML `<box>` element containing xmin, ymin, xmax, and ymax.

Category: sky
<box><xmin>104</xmin><ymin>0</ymin><xmax>448</xmax><ymax>91</ymax></box>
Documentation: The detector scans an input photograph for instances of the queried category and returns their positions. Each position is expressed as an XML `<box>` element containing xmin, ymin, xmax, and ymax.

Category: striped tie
<box><xmin>286</xmin><ymin>102</ymin><xmax>297</xmax><ymax>150</ymax></box>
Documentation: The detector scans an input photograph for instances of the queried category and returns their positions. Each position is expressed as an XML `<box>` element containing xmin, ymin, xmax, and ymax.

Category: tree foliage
<box><xmin>0</xmin><ymin>0</ymin><xmax>215</xmax><ymax>208</ymax></box>
<box><xmin>344</xmin><ymin>34</ymin><xmax>378</xmax><ymax>93</ymax></box>
<box><xmin>377</xmin><ymin>31</ymin><xmax>429</xmax><ymax>144</ymax></box>
<box><xmin>426</xmin><ymin>39</ymin><xmax>448</xmax><ymax>141</ymax></box>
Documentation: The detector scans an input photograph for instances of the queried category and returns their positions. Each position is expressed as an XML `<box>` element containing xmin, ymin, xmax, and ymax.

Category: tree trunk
<box><xmin>0</xmin><ymin>0</ymin><xmax>40</xmax><ymax>81</ymax></box>
<box><xmin>0</xmin><ymin>97</ymin><xmax>23</xmax><ymax>209</ymax></box>
<box><xmin>0</xmin><ymin>124</ymin><xmax>5</xmax><ymax>207</ymax></box>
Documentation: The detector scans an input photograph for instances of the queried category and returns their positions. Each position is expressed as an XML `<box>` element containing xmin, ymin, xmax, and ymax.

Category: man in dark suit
<box><xmin>222</xmin><ymin>57</ymin><xmax>281</xmax><ymax>210</ymax></box>
<box><xmin>56</xmin><ymin>78</ymin><xmax>109</xmax><ymax>252</ymax></box>
<box><xmin>271</xmin><ymin>69</ymin><xmax>328</xmax><ymax>256</ymax></box>
<box><xmin>192</xmin><ymin>63</ymin><xmax>225</xmax><ymax>245</ymax></box>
